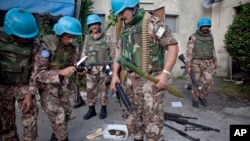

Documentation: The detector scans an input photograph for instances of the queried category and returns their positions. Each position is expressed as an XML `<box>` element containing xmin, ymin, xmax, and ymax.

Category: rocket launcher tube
<box><xmin>116</xmin><ymin>57</ymin><xmax>186</xmax><ymax>98</ymax></box>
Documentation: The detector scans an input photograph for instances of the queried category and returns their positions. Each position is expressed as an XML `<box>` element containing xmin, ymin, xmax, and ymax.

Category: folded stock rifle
<box><xmin>178</xmin><ymin>54</ymin><xmax>208</xmax><ymax>105</ymax></box>
<box><xmin>102</xmin><ymin>63</ymin><xmax>142</xmax><ymax>128</ymax></box>
<box><xmin>164</xmin><ymin>112</ymin><xmax>220</xmax><ymax>141</ymax></box>
<box><xmin>178</xmin><ymin>54</ymin><xmax>202</xmax><ymax>92</ymax></box>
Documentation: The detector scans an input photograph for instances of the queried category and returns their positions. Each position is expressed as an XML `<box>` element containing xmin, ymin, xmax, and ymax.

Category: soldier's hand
<box><xmin>22</xmin><ymin>94</ymin><xmax>33</xmax><ymax>113</ymax></box>
<box><xmin>214</xmin><ymin>63</ymin><xmax>218</xmax><ymax>70</ymax></box>
<box><xmin>155</xmin><ymin>73</ymin><xmax>168</xmax><ymax>89</ymax></box>
<box><xmin>59</xmin><ymin>66</ymin><xmax>76</xmax><ymax>77</ymax></box>
<box><xmin>77</xmin><ymin>69</ymin><xmax>87</xmax><ymax>76</ymax></box>
<box><xmin>186</xmin><ymin>67</ymin><xmax>192</xmax><ymax>73</ymax></box>
<box><xmin>110</xmin><ymin>74</ymin><xmax>120</xmax><ymax>91</ymax></box>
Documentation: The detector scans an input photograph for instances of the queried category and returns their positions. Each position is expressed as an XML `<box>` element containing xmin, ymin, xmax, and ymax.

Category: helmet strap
<box><xmin>132</xmin><ymin>5</ymin><xmax>139</xmax><ymax>17</ymax></box>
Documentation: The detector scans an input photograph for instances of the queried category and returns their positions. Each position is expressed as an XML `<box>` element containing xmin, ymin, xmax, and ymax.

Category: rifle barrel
<box><xmin>164</xmin><ymin>112</ymin><xmax>198</xmax><ymax>120</ymax></box>
<box><xmin>115</xmin><ymin>84</ymin><xmax>142</xmax><ymax>128</ymax></box>
<box><xmin>185</xmin><ymin>126</ymin><xmax>220</xmax><ymax>132</ymax></box>
<box><xmin>164</xmin><ymin>123</ymin><xmax>200</xmax><ymax>141</ymax></box>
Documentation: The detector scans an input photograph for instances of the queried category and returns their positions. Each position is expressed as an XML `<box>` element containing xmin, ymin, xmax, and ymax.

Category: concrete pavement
<box><xmin>15</xmin><ymin>77</ymin><xmax>250</xmax><ymax>141</ymax></box>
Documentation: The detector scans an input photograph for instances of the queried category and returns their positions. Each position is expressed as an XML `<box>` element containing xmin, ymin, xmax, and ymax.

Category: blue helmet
<box><xmin>3</xmin><ymin>8</ymin><xmax>38</xmax><ymax>39</ymax></box>
<box><xmin>111</xmin><ymin>0</ymin><xmax>139</xmax><ymax>15</ymax></box>
<box><xmin>197</xmin><ymin>17</ymin><xmax>211</xmax><ymax>29</ymax></box>
<box><xmin>53</xmin><ymin>16</ymin><xmax>82</xmax><ymax>36</ymax></box>
<box><xmin>87</xmin><ymin>14</ymin><xmax>102</xmax><ymax>26</ymax></box>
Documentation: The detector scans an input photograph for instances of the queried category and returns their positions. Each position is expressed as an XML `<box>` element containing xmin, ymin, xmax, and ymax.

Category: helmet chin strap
<box><xmin>132</xmin><ymin>5</ymin><xmax>139</xmax><ymax>17</ymax></box>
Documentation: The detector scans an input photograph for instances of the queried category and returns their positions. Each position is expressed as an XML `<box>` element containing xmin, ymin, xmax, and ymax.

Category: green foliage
<box><xmin>105</xmin><ymin>10</ymin><xmax>118</xmax><ymax>32</ymax></box>
<box><xmin>79</xmin><ymin>0</ymin><xmax>94</xmax><ymax>37</ymax></box>
<box><xmin>219</xmin><ymin>83</ymin><xmax>250</xmax><ymax>101</ymax></box>
<box><xmin>224</xmin><ymin>3</ymin><xmax>250</xmax><ymax>75</ymax></box>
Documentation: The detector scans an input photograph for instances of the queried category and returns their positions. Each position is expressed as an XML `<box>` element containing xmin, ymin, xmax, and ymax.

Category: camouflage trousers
<box><xmin>39</xmin><ymin>84</ymin><xmax>72</xmax><ymax>140</ymax></box>
<box><xmin>0</xmin><ymin>85</ymin><xmax>38</xmax><ymax>141</ymax></box>
<box><xmin>123</xmin><ymin>72</ymin><xmax>165</xmax><ymax>141</ymax></box>
<box><xmin>86</xmin><ymin>66</ymin><xmax>110</xmax><ymax>106</ymax></box>
<box><xmin>191</xmin><ymin>59</ymin><xmax>215</xmax><ymax>100</ymax></box>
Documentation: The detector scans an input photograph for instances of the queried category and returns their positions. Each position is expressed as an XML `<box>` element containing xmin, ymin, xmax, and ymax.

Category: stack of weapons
<box><xmin>164</xmin><ymin>112</ymin><xmax>220</xmax><ymax>141</ymax></box>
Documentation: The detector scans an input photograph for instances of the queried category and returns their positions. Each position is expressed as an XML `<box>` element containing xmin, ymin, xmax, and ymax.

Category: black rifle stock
<box><xmin>178</xmin><ymin>54</ymin><xmax>202</xmax><ymax>92</ymax></box>
<box><xmin>164</xmin><ymin>123</ymin><xmax>200</xmax><ymax>141</ymax></box>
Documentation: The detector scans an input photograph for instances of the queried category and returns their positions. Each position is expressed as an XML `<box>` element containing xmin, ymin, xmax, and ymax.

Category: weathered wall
<box><xmin>91</xmin><ymin>0</ymin><xmax>250</xmax><ymax>77</ymax></box>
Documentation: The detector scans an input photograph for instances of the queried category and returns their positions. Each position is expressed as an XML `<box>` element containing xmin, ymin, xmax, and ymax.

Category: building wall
<box><xmin>91</xmin><ymin>0</ymin><xmax>250</xmax><ymax>77</ymax></box>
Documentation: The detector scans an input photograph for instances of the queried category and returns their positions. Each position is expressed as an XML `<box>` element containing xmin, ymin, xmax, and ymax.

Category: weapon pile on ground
<box><xmin>164</xmin><ymin>112</ymin><xmax>220</xmax><ymax>141</ymax></box>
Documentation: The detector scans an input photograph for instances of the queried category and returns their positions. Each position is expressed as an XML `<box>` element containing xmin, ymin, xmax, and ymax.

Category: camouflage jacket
<box><xmin>81</xmin><ymin>32</ymin><xmax>115</xmax><ymax>65</ymax></box>
<box><xmin>116</xmin><ymin>8</ymin><xmax>178</xmax><ymax>72</ymax></box>
<box><xmin>29</xmin><ymin>35</ymin><xmax>79</xmax><ymax>93</ymax></box>
<box><xmin>0</xmin><ymin>28</ymin><xmax>39</xmax><ymax>95</ymax></box>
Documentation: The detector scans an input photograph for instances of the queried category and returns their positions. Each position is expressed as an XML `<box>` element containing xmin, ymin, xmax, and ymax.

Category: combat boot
<box><xmin>73</xmin><ymin>97</ymin><xmax>85</xmax><ymax>109</ymax></box>
<box><xmin>198</xmin><ymin>97</ymin><xmax>208</xmax><ymax>106</ymax></box>
<box><xmin>192</xmin><ymin>100</ymin><xmax>199</xmax><ymax>108</ymax></box>
<box><xmin>83</xmin><ymin>106</ymin><xmax>97</xmax><ymax>120</ymax></box>
<box><xmin>62</xmin><ymin>138</ymin><xmax>68</xmax><ymax>141</ymax></box>
<box><xmin>50</xmin><ymin>133</ymin><xmax>58</xmax><ymax>141</ymax></box>
<box><xmin>99</xmin><ymin>105</ymin><xmax>107</xmax><ymax>119</ymax></box>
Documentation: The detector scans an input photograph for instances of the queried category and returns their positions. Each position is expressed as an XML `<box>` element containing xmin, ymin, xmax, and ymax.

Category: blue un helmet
<box><xmin>197</xmin><ymin>17</ymin><xmax>211</xmax><ymax>29</ymax></box>
<box><xmin>111</xmin><ymin>0</ymin><xmax>139</xmax><ymax>15</ymax></box>
<box><xmin>4</xmin><ymin>8</ymin><xmax>38</xmax><ymax>39</ymax></box>
<box><xmin>87</xmin><ymin>14</ymin><xmax>102</xmax><ymax>26</ymax></box>
<box><xmin>53</xmin><ymin>16</ymin><xmax>82</xmax><ymax>36</ymax></box>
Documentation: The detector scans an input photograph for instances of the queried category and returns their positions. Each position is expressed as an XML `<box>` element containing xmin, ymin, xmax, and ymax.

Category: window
<box><xmin>165</xmin><ymin>15</ymin><xmax>178</xmax><ymax>33</ymax></box>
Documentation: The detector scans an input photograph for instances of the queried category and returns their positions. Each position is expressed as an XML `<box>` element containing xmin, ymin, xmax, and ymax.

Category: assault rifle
<box><xmin>164</xmin><ymin>112</ymin><xmax>198</xmax><ymax>120</ymax></box>
<box><xmin>164</xmin><ymin>123</ymin><xmax>200</xmax><ymax>141</ymax></box>
<box><xmin>178</xmin><ymin>54</ymin><xmax>202</xmax><ymax>92</ymax></box>
<box><xmin>164</xmin><ymin>116</ymin><xmax>220</xmax><ymax>132</ymax></box>
<box><xmin>75</xmin><ymin>56</ymin><xmax>92</xmax><ymax>73</ymax></box>
<box><xmin>102</xmin><ymin>63</ymin><xmax>141</xmax><ymax>128</ymax></box>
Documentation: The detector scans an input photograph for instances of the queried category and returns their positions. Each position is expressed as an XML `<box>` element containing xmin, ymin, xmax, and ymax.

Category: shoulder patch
<box><xmin>41</xmin><ymin>49</ymin><xmax>50</xmax><ymax>58</ymax></box>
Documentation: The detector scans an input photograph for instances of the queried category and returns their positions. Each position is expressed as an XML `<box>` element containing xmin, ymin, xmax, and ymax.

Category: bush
<box><xmin>224</xmin><ymin>3</ymin><xmax>250</xmax><ymax>76</ymax></box>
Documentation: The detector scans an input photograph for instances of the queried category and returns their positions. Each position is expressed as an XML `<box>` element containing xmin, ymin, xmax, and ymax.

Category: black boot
<box><xmin>198</xmin><ymin>97</ymin><xmax>208</xmax><ymax>106</ymax></box>
<box><xmin>62</xmin><ymin>138</ymin><xmax>68</xmax><ymax>141</ymax></box>
<box><xmin>50</xmin><ymin>133</ymin><xmax>58</xmax><ymax>141</ymax></box>
<box><xmin>73</xmin><ymin>97</ymin><xmax>85</xmax><ymax>109</ymax></box>
<box><xmin>192</xmin><ymin>100</ymin><xmax>199</xmax><ymax>108</ymax></box>
<box><xmin>134</xmin><ymin>139</ymin><xmax>143</xmax><ymax>141</ymax></box>
<box><xmin>99</xmin><ymin>106</ymin><xmax>107</xmax><ymax>119</ymax></box>
<box><xmin>83</xmin><ymin>106</ymin><xmax>97</xmax><ymax>120</ymax></box>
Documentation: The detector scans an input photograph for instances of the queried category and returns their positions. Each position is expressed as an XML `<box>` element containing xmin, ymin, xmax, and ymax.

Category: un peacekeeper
<box><xmin>0</xmin><ymin>8</ymin><xmax>39</xmax><ymax>141</ymax></box>
<box><xmin>31</xmin><ymin>16</ymin><xmax>82</xmax><ymax>141</ymax></box>
<box><xmin>185</xmin><ymin>17</ymin><xmax>218</xmax><ymax>108</ymax></box>
<box><xmin>110</xmin><ymin>0</ymin><xmax>179</xmax><ymax>141</ymax></box>
<box><xmin>80</xmin><ymin>14</ymin><xmax>114</xmax><ymax>120</ymax></box>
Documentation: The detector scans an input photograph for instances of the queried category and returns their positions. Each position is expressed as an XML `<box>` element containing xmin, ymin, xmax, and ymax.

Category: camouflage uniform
<box><xmin>30</xmin><ymin>35</ymin><xmax>79</xmax><ymax>140</ymax></box>
<box><xmin>186</xmin><ymin>30</ymin><xmax>217</xmax><ymax>102</ymax></box>
<box><xmin>0</xmin><ymin>29</ymin><xmax>38</xmax><ymax>141</ymax></box>
<box><xmin>81</xmin><ymin>33</ymin><xmax>114</xmax><ymax>106</ymax></box>
<box><xmin>117</xmin><ymin>9</ymin><xmax>178</xmax><ymax>141</ymax></box>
